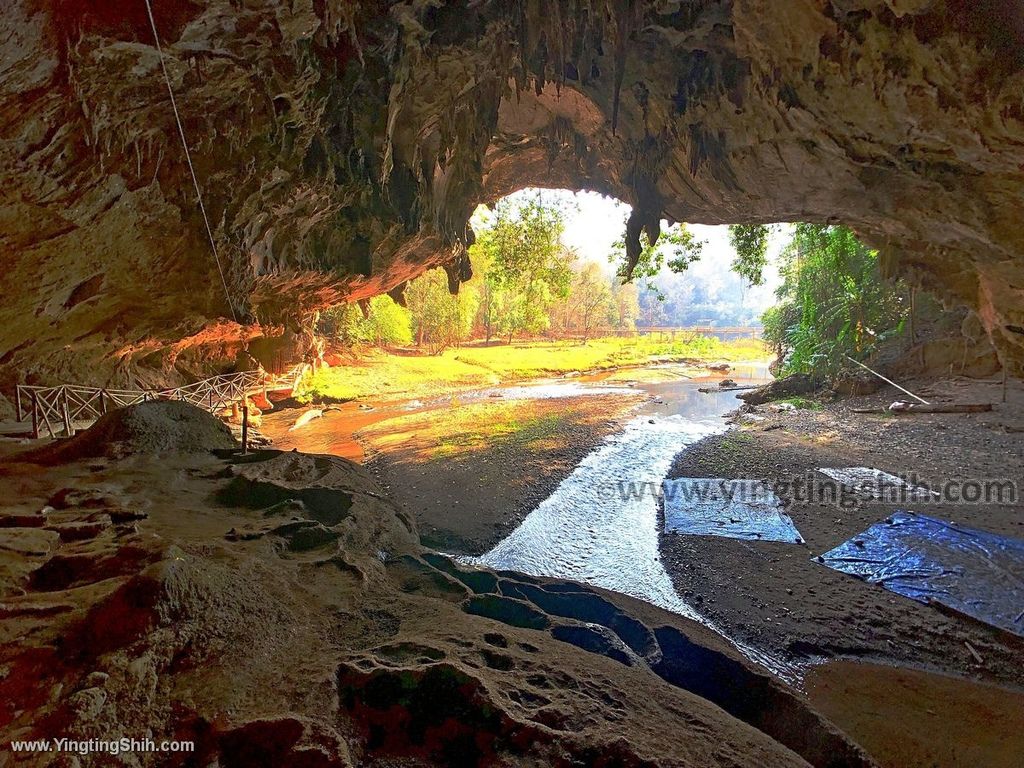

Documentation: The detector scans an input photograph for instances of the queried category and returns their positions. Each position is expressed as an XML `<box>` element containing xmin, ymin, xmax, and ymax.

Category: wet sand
<box><xmin>806</xmin><ymin>660</ymin><xmax>1024</xmax><ymax>768</ymax></box>
<box><xmin>260</xmin><ymin>365</ymin><xmax>1024</xmax><ymax>766</ymax></box>
<box><xmin>658</xmin><ymin>376</ymin><xmax>1024</xmax><ymax>766</ymax></box>
<box><xmin>658</xmin><ymin>376</ymin><xmax>1024</xmax><ymax>689</ymax></box>
<box><xmin>362</xmin><ymin>392</ymin><xmax>645</xmax><ymax>553</ymax></box>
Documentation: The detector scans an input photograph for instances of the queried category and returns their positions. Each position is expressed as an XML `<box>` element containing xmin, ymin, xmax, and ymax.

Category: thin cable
<box><xmin>143</xmin><ymin>0</ymin><xmax>238</xmax><ymax>322</ymax></box>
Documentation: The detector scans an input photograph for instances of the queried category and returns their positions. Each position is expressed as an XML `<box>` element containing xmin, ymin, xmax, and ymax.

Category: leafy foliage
<box><xmin>763</xmin><ymin>224</ymin><xmax>908</xmax><ymax>377</ymax></box>
<box><xmin>728</xmin><ymin>224</ymin><xmax>771</xmax><ymax>286</ymax></box>
<box><xmin>405</xmin><ymin>269</ymin><xmax>479</xmax><ymax>354</ymax></box>
<box><xmin>319</xmin><ymin>296</ymin><xmax>412</xmax><ymax>348</ymax></box>
<box><xmin>471</xmin><ymin>192</ymin><xmax>573</xmax><ymax>342</ymax></box>
<box><xmin>567</xmin><ymin>262</ymin><xmax>616</xmax><ymax>341</ymax></box>
<box><xmin>608</xmin><ymin>222</ymin><xmax>705</xmax><ymax>298</ymax></box>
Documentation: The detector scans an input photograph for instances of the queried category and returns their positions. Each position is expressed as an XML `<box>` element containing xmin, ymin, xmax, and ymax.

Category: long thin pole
<box><xmin>844</xmin><ymin>355</ymin><xmax>930</xmax><ymax>405</ymax></box>
<box><xmin>30</xmin><ymin>392</ymin><xmax>39</xmax><ymax>439</ymax></box>
<box><xmin>143</xmin><ymin>0</ymin><xmax>237</xmax><ymax>322</ymax></box>
<box><xmin>241</xmin><ymin>405</ymin><xmax>249</xmax><ymax>455</ymax></box>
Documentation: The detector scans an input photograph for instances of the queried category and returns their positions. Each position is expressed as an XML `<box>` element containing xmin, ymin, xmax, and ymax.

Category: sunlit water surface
<box><xmin>467</xmin><ymin>368</ymin><xmax>800</xmax><ymax>679</ymax></box>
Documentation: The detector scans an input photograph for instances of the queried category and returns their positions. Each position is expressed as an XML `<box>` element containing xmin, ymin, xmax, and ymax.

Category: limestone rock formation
<box><xmin>2</xmin><ymin>0</ymin><xmax>1023</xmax><ymax>403</ymax></box>
<box><xmin>0</xmin><ymin>432</ymin><xmax>874</xmax><ymax>766</ymax></box>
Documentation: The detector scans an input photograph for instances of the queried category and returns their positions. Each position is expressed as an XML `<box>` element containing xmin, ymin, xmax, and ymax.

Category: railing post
<box><xmin>15</xmin><ymin>386</ymin><xmax>22</xmax><ymax>422</ymax></box>
<box><xmin>30</xmin><ymin>391</ymin><xmax>39</xmax><ymax>439</ymax></box>
<box><xmin>61</xmin><ymin>389</ymin><xmax>72</xmax><ymax>437</ymax></box>
<box><xmin>99</xmin><ymin>389</ymin><xmax>107</xmax><ymax>415</ymax></box>
<box><xmin>241</xmin><ymin>405</ymin><xmax>249</xmax><ymax>455</ymax></box>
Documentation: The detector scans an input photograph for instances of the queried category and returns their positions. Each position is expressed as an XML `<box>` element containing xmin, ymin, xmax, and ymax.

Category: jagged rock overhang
<box><xmin>1</xmin><ymin>0</ymin><xmax>1023</xmax><ymax>403</ymax></box>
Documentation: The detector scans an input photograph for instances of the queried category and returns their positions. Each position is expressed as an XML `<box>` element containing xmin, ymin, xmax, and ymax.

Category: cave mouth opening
<box><xmin>458</xmin><ymin>187</ymin><xmax>786</xmax><ymax>342</ymax></box>
<box><xmin>315</xmin><ymin>186</ymin><xmax>784</xmax><ymax>367</ymax></box>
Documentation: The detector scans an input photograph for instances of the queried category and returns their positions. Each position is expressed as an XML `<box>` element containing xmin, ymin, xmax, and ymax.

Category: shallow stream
<box><xmin>463</xmin><ymin>366</ymin><xmax>803</xmax><ymax>678</ymax></box>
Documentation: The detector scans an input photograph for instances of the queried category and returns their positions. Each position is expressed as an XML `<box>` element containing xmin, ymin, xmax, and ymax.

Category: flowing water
<box><xmin>267</xmin><ymin>361</ymin><xmax>797</xmax><ymax>677</ymax></box>
<box><xmin>468</xmin><ymin>366</ymin><xmax>801</xmax><ymax>679</ymax></box>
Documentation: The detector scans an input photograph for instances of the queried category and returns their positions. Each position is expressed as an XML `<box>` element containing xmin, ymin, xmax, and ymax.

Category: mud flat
<box><xmin>805</xmin><ymin>660</ymin><xmax>1024</xmax><ymax>768</ymax></box>
<box><xmin>658</xmin><ymin>375</ymin><xmax>1024</xmax><ymax>767</ymax></box>
<box><xmin>362</xmin><ymin>391</ymin><xmax>646</xmax><ymax>554</ymax></box>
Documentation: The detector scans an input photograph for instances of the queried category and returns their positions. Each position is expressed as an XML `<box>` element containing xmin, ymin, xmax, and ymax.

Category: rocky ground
<box><xmin>0</xmin><ymin>402</ymin><xmax>873</xmax><ymax>767</ymax></box>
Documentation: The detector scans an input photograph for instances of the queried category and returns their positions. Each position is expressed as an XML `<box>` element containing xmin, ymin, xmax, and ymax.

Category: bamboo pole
<box><xmin>844</xmin><ymin>355</ymin><xmax>930</xmax><ymax>405</ymax></box>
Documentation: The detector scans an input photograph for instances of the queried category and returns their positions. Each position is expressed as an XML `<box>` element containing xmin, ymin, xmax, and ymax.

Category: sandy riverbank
<box><xmin>658</xmin><ymin>375</ymin><xmax>1024</xmax><ymax>767</ymax></box>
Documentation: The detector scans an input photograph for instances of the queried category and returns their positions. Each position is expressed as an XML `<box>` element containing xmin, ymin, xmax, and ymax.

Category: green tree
<box><xmin>471</xmin><ymin>193</ymin><xmax>573</xmax><ymax>343</ymax></box>
<box><xmin>611</xmin><ymin>280</ymin><xmax>640</xmax><ymax>331</ymax></box>
<box><xmin>728</xmin><ymin>224</ymin><xmax>771</xmax><ymax>286</ymax></box>
<box><xmin>363</xmin><ymin>295</ymin><xmax>413</xmax><ymax>348</ymax></box>
<box><xmin>764</xmin><ymin>224</ymin><xmax>908</xmax><ymax>377</ymax></box>
<box><xmin>405</xmin><ymin>269</ymin><xmax>478</xmax><ymax>354</ymax></box>
<box><xmin>568</xmin><ymin>262</ymin><xmax>615</xmax><ymax>341</ymax></box>
<box><xmin>318</xmin><ymin>296</ymin><xmax>412</xmax><ymax>349</ymax></box>
<box><xmin>608</xmin><ymin>221</ymin><xmax>705</xmax><ymax>298</ymax></box>
<box><xmin>318</xmin><ymin>303</ymin><xmax>371</xmax><ymax>346</ymax></box>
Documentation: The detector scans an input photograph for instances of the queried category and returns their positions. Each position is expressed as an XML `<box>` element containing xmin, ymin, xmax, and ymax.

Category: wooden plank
<box><xmin>851</xmin><ymin>403</ymin><xmax>993</xmax><ymax>415</ymax></box>
<box><xmin>30</xmin><ymin>391</ymin><xmax>39</xmax><ymax>439</ymax></box>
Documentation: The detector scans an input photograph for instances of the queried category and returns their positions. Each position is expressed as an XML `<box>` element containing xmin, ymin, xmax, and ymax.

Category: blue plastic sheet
<box><xmin>662</xmin><ymin>478</ymin><xmax>804</xmax><ymax>544</ymax></box>
<box><xmin>818</xmin><ymin>511</ymin><xmax>1024</xmax><ymax>637</ymax></box>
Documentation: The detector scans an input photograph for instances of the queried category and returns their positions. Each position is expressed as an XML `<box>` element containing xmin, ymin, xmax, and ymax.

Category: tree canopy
<box><xmin>762</xmin><ymin>224</ymin><xmax>907</xmax><ymax>376</ymax></box>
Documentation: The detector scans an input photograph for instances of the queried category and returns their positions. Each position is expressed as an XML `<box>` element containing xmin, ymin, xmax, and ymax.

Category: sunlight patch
<box><xmin>662</xmin><ymin>479</ymin><xmax>804</xmax><ymax>544</ymax></box>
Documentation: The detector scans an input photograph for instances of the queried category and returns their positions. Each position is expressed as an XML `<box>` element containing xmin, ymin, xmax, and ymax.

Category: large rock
<box><xmin>740</xmin><ymin>373</ymin><xmax>818</xmax><ymax>405</ymax></box>
<box><xmin>24</xmin><ymin>401</ymin><xmax>237</xmax><ymax>462</ymax></box>
<box><xmin>1</xmin><ymin>1</ymin><xmax>1023</xmax><ymax>390</ymax></box>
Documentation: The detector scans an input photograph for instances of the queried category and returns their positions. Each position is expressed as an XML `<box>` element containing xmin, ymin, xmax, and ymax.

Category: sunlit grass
<box><xmin>301</xmin><ymin>334</ymin><xmax>768</xmax><ymax>404</ymax></box>
<box><xmin>357</xmin><ymin>398</ymin><xmax>639</xmax><ymax>463</ymax></box>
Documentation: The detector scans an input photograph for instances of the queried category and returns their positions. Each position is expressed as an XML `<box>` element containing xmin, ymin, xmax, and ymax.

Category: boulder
<box><xmin>740</xmin><ymin>374</ymin><xmax>818</xmax><ymax>406</ymax></box>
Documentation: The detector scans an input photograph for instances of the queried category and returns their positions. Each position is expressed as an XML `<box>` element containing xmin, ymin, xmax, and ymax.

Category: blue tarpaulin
<box><xmin>818</xmin><ymin>511</ymin><xmax>1024</xmax><ymax>637</ymax></box>
<box><xmin>662</xmin><ymin>478</ymin><xmax>804</xmax><ymax>544</ymax></box>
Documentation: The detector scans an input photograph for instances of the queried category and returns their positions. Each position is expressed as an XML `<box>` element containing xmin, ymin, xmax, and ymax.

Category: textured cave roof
<box><xmin>1</xmin><ymin>0</ymin><xmax>1023</xmax><ymax>398</ymax></box>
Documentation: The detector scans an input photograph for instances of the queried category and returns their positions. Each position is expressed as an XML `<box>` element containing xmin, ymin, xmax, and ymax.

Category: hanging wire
<box><xmin>143</xmin><ymin>0</ymin><xmax>239</xmax><ymax>322</ymax></box>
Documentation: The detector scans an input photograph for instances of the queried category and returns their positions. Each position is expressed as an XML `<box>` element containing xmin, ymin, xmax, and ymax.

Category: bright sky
<box><xmin>497</xmin><ymin>189</ymin><xmax>788</xmax><ymax>309</ymax></box>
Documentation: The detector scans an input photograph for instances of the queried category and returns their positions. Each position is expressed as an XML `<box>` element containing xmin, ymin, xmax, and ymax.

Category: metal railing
<box><xmin>14</xmin><ymin>365</ymin><xmax>307</xmax><ymax>439</ymax></box>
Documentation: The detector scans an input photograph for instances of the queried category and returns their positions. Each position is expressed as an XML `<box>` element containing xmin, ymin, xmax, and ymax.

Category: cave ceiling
<box><xmin>1</xmin><ymin>0</ymin><xmax>1023</xmax><ymax>394</ymax></box>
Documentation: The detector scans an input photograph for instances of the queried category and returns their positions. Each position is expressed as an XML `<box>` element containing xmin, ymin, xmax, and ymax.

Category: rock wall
<box><xmin>2</xmin><ymin>0</ymin><xmax>1023</xmax><ymax>401</ymax></box>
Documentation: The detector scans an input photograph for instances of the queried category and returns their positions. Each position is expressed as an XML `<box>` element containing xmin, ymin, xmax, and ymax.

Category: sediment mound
<box><xmin>25</xmin><ymin>401</ymin><xmax>237</xmax><ymax>463</ymax></box>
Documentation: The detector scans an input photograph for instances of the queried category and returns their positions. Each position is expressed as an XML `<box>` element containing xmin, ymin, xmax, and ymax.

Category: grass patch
<box><xmin>432</xmin><ymin>411</ymin><xmax>567</xmax><ymax>460</ymax></box>
<box><xmin>358</xmin><ymin>399</ymin><xmax>621</xmax><ymax>463</ymax></box>
<box><xmin>779</xmin><ymin>397</ymin><xmax>823</xmax><ymax>410</ymax></box>
<box><xmin>301</xmin><ymin>335</ymin><xmax>768</xmax><ymax>404</ymax></box>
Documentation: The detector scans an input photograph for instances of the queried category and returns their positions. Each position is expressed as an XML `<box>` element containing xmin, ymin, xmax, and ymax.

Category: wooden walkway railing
<box><xmin>630</xmin><ymin>325</ymin><xmax>762</xmax><ymax>339</ymax></box>
<box><xmin>14</xmin><ymin>365</ymin><xmax>307</xmax><ymax>439</ymax></box>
